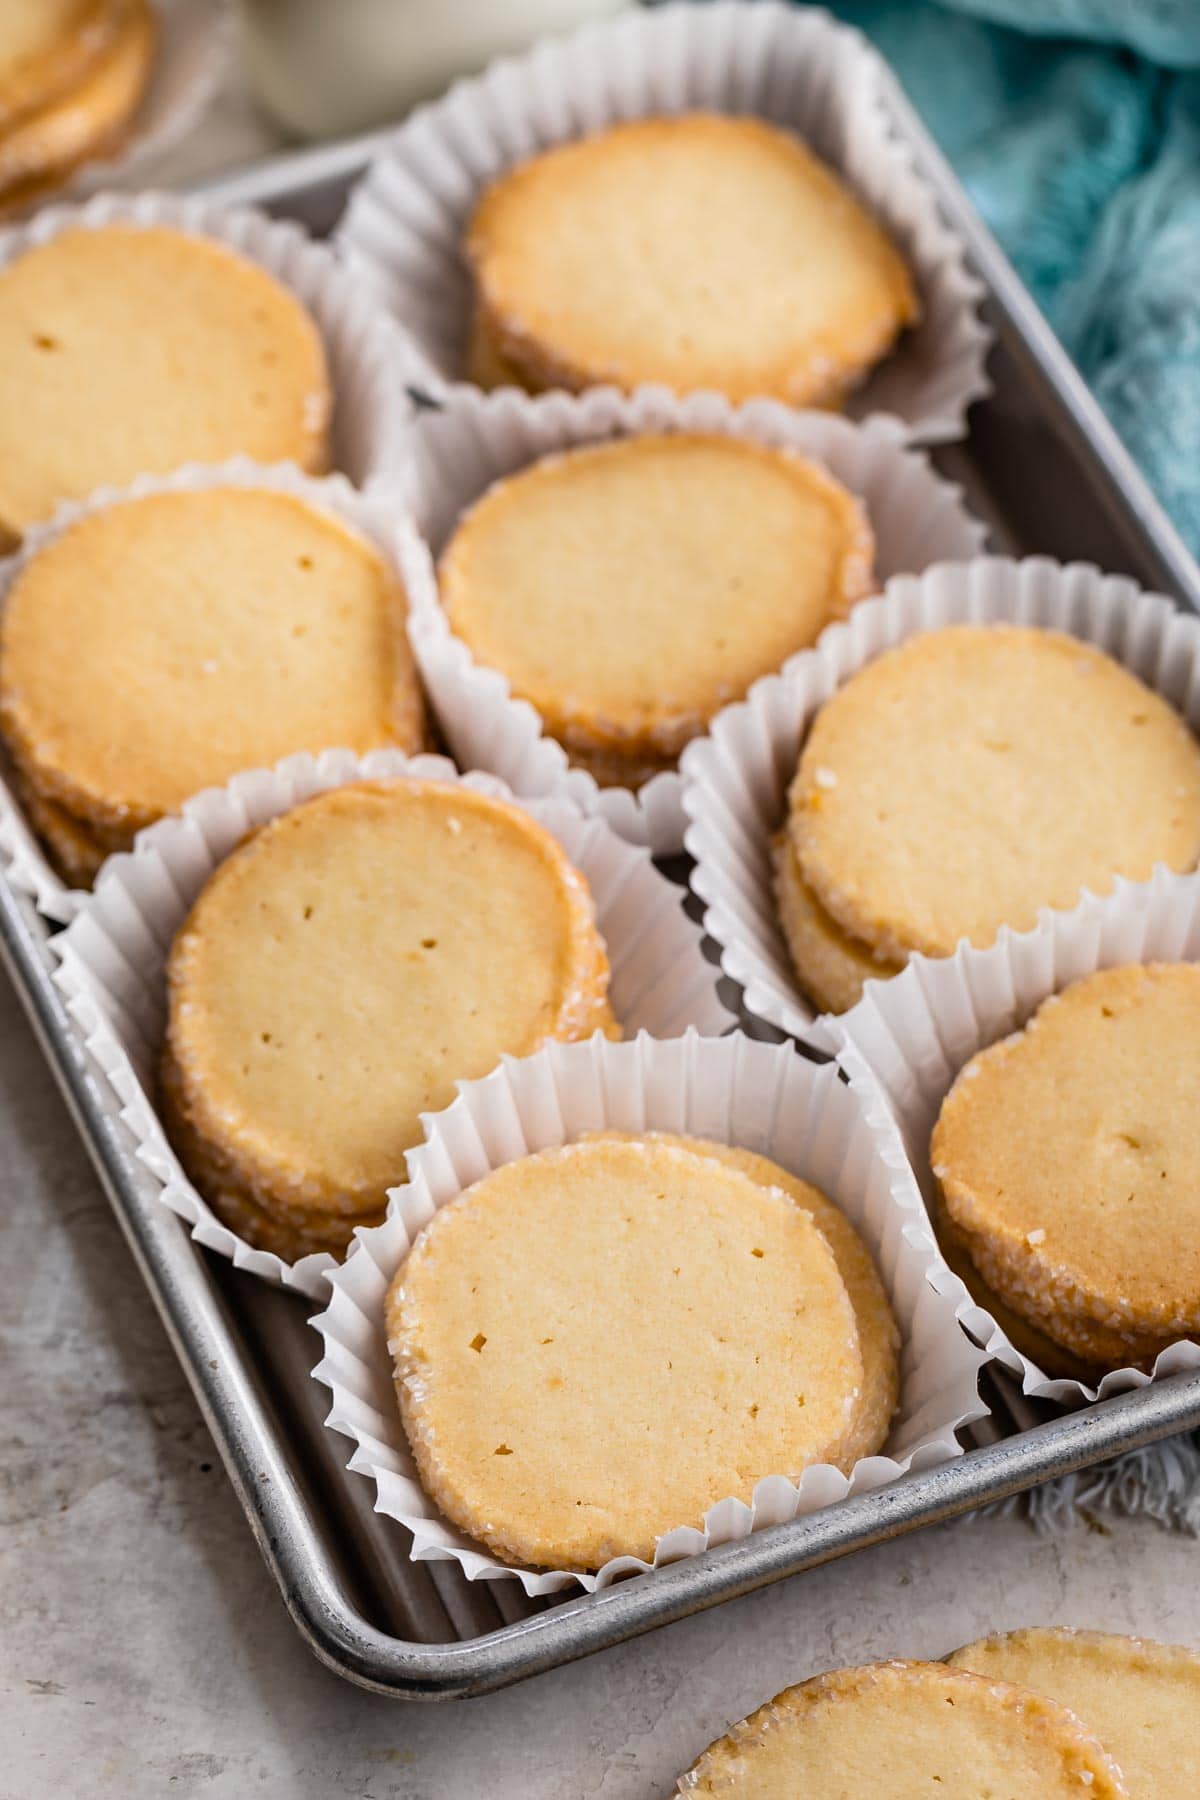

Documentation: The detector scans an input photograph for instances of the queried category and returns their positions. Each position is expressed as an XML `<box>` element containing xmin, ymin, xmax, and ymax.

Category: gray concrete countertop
<box><xmin>3</xmin><ymin>953</ymin><xmax>1199</xmax><ymax>1798</ymax></box>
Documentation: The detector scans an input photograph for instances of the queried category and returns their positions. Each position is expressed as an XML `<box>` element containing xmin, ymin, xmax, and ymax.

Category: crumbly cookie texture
<box><xmin>949</xmin><ymin>1628</ymin><xmax>1200</xmax><ymax>1800</ymax></box>
<box><xmin>0</xmin><ymin>487</ymin><xmax>426</xmax><ymax>880</ymax></box>
<box><xmin>466</xmin><ymin>113</ymin><xmax>917</xmax><ymax>405</ymax></box>
<box><xmin>163</xmin><ymin>781</ymin><xmax>616</xmax><ymax>1254</ymax></box>
<box><xmin>678</xmin><ymin>1659</ymin><xmax>1128</xmax><ymax>1796</ymax></box>
<box><xmin>0</xmin><ymin>225</ymin><xmax>331</xmax><ymax>536</ymax></box>
<box><xmin>439</xmin><ymin>432</ymin><xmax>874</xmax><ymax>786</ymax></box>
<box><xmin>592</xmin><ymin>1131</ymin><xmax>899</xmax><ymax>1466</ymax></box>
<box><xmin>932</xmin><ymin>964</ymin><xmax>1200</xmax><ymax>1368</ymax></box>
<box><xmin>0</xmin><ymin>0</ymin><xmax>155</xmax><ymax>211</ymax></box>
<box><xmin>772</xmin><ymin>829</ymin><xmax>902</xmax><ymax>1014</ymax></box>
<box><xmin>388</xmin><ymin>1136</ymin><xmax>865</xmax><ymax>1571</ymax></box>
<box><xmin>790</xmin><ymin>625</ymin><xmax>1200</xmax><ymax>962</ymax></box>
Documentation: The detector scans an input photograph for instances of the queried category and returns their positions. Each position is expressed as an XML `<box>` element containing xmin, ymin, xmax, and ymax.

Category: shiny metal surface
<box><xmin>9</xmin><ymin>63</ymin><xmax>1199</xmax><ymax>1700</ymax></box>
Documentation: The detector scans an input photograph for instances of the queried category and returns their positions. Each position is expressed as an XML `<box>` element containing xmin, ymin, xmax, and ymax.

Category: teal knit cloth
<box><xmin>830</xmin><ymin>0</ymin><xmax>1200</xmax><ymax>553</ymax></box>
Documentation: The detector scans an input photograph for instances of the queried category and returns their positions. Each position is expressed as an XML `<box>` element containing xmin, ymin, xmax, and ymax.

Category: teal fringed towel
<box><xmin>834</xmin><ymin>0</ymin><xmax>1200</xmax><ymax>553</ymax></box>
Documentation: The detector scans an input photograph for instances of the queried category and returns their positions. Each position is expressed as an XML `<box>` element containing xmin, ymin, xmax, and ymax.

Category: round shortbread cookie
<box><xmin>596</xmin><ymin>1131</ymin><xmax>899</xmax><ymax>1465</ymax></box>
<box><xmin>387</xmin><ymin>1136</ymin><xmax>865</xmax><ymax>1570</ymax></box>
<box><xmin>0</xmin><ymin>486</ymin><xmax>426</xmax><ymax>873</ymax></box>
<box><xmin>932</xmin><ymin>964</ymin><xmax>1200</xmax><ymax>1367</ymax></box>
<box><xmin>791</xmin><ymin>626</ymin><xmax>1200</xmax><ymax>962</ymax></box>
<box><xmin>949</xmin><ymin>1628</ymin><xmax>1200</xmax><ymax>1800</ymax></box>
<box><xmin>678</xmin><ymin>1660</ymin><xmax>1127</xmax><ymax>1796</ymax></box>
<box><xmin>772</xmin><ymin>830</ymin><xmax>901</xmax><ymax>1014</ymax></box>
<box><xmin>0</xmin><ymin>0</ymin><xmax>117</xmax><ymax>131</ymax></box>
<box><xmin>0</xmin><ymin>0</ymin><xmax>153</xmax><ymax>204</ymax></box>
<box><xmin>0</xmin><ymin>225</ymin><xmax>331</xmax><ymax>537</ymax></box>
<box><xmin>439</xmin><ymin>434</ymin><xmax>874</xmax><ymax>782</ymax></box>
<box><xmin>466</xmin><ymin>113</ymin><xmax>918</xmax><ymax>406</ymax></box>
<box><xmin>163</xmin><ymin>781</ymin><xmax>615</xmax><ymax>1249</ymax></box>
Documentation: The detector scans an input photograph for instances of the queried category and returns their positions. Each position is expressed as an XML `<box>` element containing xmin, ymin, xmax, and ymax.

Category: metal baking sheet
<box><xmin>5</xmin><ymin>64</ymin><xmax>1200</xmax><ymax>1702</ymax></box>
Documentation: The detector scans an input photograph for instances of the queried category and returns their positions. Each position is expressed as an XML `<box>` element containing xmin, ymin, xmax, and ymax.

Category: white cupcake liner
<box><xmin>394</xmin><ymin>386</ymin><xmax>990</xmax><ymax>855</ymax></box>
<box><xmin>310</xmin><ymin>1028</ymin><xmax>990</xmax><ymax>1596</ymax></box>
<box><xmin>826</xmin><ymin>871</ymin><xmax>1200</xmax><ymax>1406</ymax></box>
<box><xmin>0</xmin><ymin>188</ymin><xmax>408</xmax><ymax>492</ymax></box>
<box><xmin>0</xmin><ymin>455</ymin><xmax>432</xmax><ymax>924</ymax></box>
<box><xmin>336</xmin><ymin>0</ymin><xmax>990</xmax><ymax>444</ymax></box>
<box><xmin>50</xmin><ymin>751</ymin><xmax>736</xmax><ymax>1298</ymax></box>
<box><xmin>682</xmin><ymin>556</ymin><xmax>1200</xmax><ymax>1050</ymax></box>
<box><xmin>61</xmin><ymin>0</ymin><xmax>231</xmax><ymax>205</ymax></box>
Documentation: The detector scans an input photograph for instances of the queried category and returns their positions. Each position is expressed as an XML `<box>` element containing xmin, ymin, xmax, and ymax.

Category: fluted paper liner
<box><xmin>827</xmin><ymin>872</ymin><xmax>1200</xmax><ymax>1406</ymax></box>
<box><xmin>50</xmin><ymin>753</ymin><xmax>734</xmax><ymax>1299</ymax></box>
<box><xmin>337</xmin><ymin>0</ymin><xmax>990</xmax><ymax>443</ymax></box>
<box><xmin>682</xmin><ymin>557</ymin><xmax>1200</xmax><ymax>1050</ymax></box>
<box><xmin>395</xmin><ymin>386</ymin><xmax>989</xmax><ymax>854</ymax></box>
<box><xmin>0</xmin><ymin>457</ymin><xmax>430</xmax><ymax>923</ymax></box>
<box><xmin>311</xmin><ymin>1029</ymin><xmax>989</xmax><ymax>1595</ymax></box>
<box><xmin>0</xmin><ymin>187</ymin><xmax>408</xmax><ymax>491</ymax></box>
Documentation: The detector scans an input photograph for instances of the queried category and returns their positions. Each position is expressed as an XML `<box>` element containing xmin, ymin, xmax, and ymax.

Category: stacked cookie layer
<box><xmin>387</xmin><ymin>1132</ymin><xmax>899</xmax><ymax>1571</ymax></box>
<box><xmin>775</xmin><ymin>625</ymin><xmax>1200</xmax><ymax>1012</ymax></box>
<box><xmin>162</xmin><ymin>780</ymin><xmax>618</xmax><ymax>1260</ymax></box>
<box><xmin>932</xmin><ymin>963</ymin><xmax>1200</xmax><ymax>1376</ymax></box>
<box><xmin>0</xmin><ymin>1</ymin><xmax>156</xmax><ymax>215</ymax></box>
<box><xmin>438</xmin><ymin>432</ymin><xmax>875</xmax><ymax>790</ymax></box>
<box><xmin>0</xmin><ymin>485</ymin><xmax>425</xmax><ymax>883</ymax></box>
<box><xmin>465</xmin><ymin>113</ymin><xmax>918</xmax><ymax>406</ymax></box>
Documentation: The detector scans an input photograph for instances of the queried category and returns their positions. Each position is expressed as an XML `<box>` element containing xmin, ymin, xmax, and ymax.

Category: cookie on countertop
<box><xmin>784</xmin><ymin>625</ymin><xmax>1200</xmax><ymax>973</ymax></box>
<box><xmin>388</xmin><ymin>1135</ymin><xmax>865</xmax><ymax>1570</ymax></box>
<box><xmin>466</xmin><ymin>113</ymin><xmax>918</xmax><ymax>406</ymax></box>
<box><xmin>948</xmin><ymin>1628</ymin><xmax>1200</xmax><ymax>1800</ymax></box>
<box><xmin>0</xmin><ymin>0</ymin><xmax>154</xmax><ymax>213</ymax></box>
<box><xmin>932</xmin><ymin>963</ymin><xmax>1200</xmax><ymax>1370</ymax></box>
<box><xmin>677</xmin><ymin>1660</ymin><xmax>1128</xmax><ymax>1796</ymax></box>
<box><xmin>0</xmin><ymin>486</ymin><xmax>426</xmax><ymax>883</ymax></box>
<box><xmin>438</xmin><ymin>433</ymin><xmax>874</xmax><ymax>790</ymax></box>
<box><xmin>162</xmin><ymin>780</ymin><xmax>617</xmax><ymax>1261</ymax></box>
<box><xmin>0</xmin><ymin>224</ymin><xmax>331</xmax><ymax>540</ymax></box>
<box><xmin>595</xmin><ymin>1130</ymin><xmax>899</xmax><ymax>1466</ymax></box>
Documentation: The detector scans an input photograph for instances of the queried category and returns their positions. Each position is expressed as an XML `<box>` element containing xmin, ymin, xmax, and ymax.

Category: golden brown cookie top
<box><xmin>388</xmin><ymin>1135</ymin><xmax>864</xmax><ymax>1570</ymax></box>
<box><xmin>439</xmin><ymin>433</ymin><xmax>873</xmax><ymax>761</ymax></box>
<box><xmin>932</xmin><ymin>962</ymin><xmax>1200</xmax><ymax>1349</ymax></box>
<box><xmin>791</xmin><ymin>626</ymin><xmax>1200</xmax><ymax>960</ymax></box>
<box><xmin>949</xmin><ymin>1627</ymin><xmax>1200</xmax><ymax>1800</ymax></box>
<box><xmin>0</xmin><ymin>225</ymin><xmax>330</xmax><ymax>534</ymax></box>
<box><xmin>467</xmin><ymin>113</ymin><xmax>917</xmax><ymax>405</ymax></box>
<box><xmin>0</xmin><ymin>486</ymin><xmax>424</xmax><ymax>835</ymax></box>
<box><xmin>593</xmin><ymin>1130</ymin><xmax>898</xmax><ymax>1466</ymax></box>
<box><xmin>165</xmin><ymin>781</ymin><xmax>615</xmax><ymax>1218</ymax></box>
<box><xmin>679</xmin><ymin>1659</ymin><xmax>1128</xmax><ymax>1796</ymax></box>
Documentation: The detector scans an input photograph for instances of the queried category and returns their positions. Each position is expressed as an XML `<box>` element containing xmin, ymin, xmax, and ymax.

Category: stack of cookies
<box><xmin>679</xmin><ymin>1628</ymin><xmax>1200</xmax><ymax>1796</ymax></box>
<box><xmin>0</xmin><ymin>484</ymin><xmax>425</xmax><ymax>883</ymax></box>
<box><xmin>465</xmin><ymin>113</ymin><xmax>918</xmax><ymax>406</ymax></box>
<box><xmin>932</xmin><ymin>962</ymin><xmax>1200</xmax><ymax>1378</ymax></box>
<box><xmin>438</xmin><ymin>432</ymin><xmax>875</xmax><ymax>790</ymax></box>
<box><xmin>0</xmin><ymin>222</ymin><xmax>331</xmax><ymax>545</ymax></box>
<box><xmin>387</xmin><ymin>1132</ymin><xmax>899</xmax><ymax>1571</ymax></box>
<box><xmin>775</xmin><ymin>625</ymin><xmax>1200</xmax><ymax>1012</ymax></box>
<box><xmin>0</xmin><ymin>1</ymin><xmax>156</xmax><ymax>215</ymax></box>
<box><xmin>161</xmin><ymin>780</ymin><xmax>618</xmax><ymax>1260</ymax></box>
